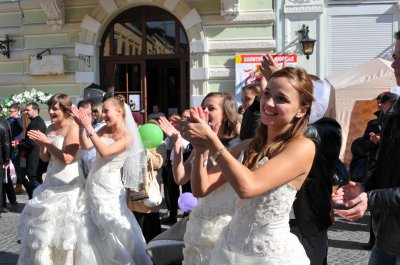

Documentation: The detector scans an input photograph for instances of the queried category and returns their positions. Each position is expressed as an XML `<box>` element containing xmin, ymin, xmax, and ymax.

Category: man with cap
<box><xmin>333</xmin><ymin>31</ymin><xmax>400</xmax><ymax>264</ymax></box>
<box><xmin>379</xmin><ymin>92</ymin><xmax>398</xmax><ymax>115</ymax></box>
<box><xmin>366</xmin><ymin>92</ymin><xmax>398</xmax><ymax>150</ymax></box>
<box><xmin>363</xmin><ymin>92</ymin><xmax>398</xmax><ymax>148</ymax></box>
<box><xmin>351</xmin><ymin>92</ymin><xmax>397</xmax><ymax>250</ymax></box>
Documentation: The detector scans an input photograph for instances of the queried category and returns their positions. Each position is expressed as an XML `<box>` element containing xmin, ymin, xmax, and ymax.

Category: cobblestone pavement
<box><xmin>328</xmin><ymin>213</ymin><xmax>371</xmax><ymax>265</ymax></box>
<box><xmin>1</xmin><ymin>194</ymin><xmax>371</xmax><ymax>265</ymax></box>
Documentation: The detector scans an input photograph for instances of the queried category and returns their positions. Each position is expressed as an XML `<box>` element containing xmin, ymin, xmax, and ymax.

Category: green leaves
<box><xmin>2</xmin><ymin>88</ymin><xmax>53</xmax><ymax>118</ymax></box>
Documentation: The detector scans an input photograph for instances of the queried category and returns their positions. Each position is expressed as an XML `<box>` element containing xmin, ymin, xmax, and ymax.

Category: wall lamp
<box><xmin>36</xmin><ymin>49</ymin><xmax>51</xmax><ymax>60</ymax></box>
<box><xmin>298</xmin><ymin>24</ymin><xmax>316</xmax><ymax>60</ymax></box>
<box><xmin>0</xmin><ymin>35</ymin><xmax>14</xmax><ymax>58</ymax></box>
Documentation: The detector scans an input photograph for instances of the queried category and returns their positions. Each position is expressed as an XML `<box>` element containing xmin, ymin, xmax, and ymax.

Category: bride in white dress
<box><xmin>18</xmin><ymin>94</ymin><xmax>83</xmax><ymax>265</ymax></box>
<box><xmin>185</xmin><ymin>67</ymin><xmax>316</xmax><ymax>264</ymax></box>
<box><xmin>72</xmin><ymin>97</ymin><xmax>152</xmax><ymax>265</ymax></box>
<box><xmin>158</xmin><ymin>92</ymin><xmax>240</xmax><ymax>265</ymax></box>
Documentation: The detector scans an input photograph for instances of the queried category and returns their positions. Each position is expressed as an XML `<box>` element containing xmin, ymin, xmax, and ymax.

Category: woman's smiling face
<box><xmin>202</xmin><ymin>95</ymin><xmax>224</xmax><ymax>128</ymax></box>
<box><xmin>48</xmin><ymin>103</ymin><xmax>65</xmax><ymax>123</ymax></box>
<box><xmin>102</xmin><ymin>100</ymin><xmax>121</xmax><ymax>127</ymax></box>
<box><xmin>260</xmin><ymin>76</ymin><xmax>305</xmax><ymax>129</ymax></box>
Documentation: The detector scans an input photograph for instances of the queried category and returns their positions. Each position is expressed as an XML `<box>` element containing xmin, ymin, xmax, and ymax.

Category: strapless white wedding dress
<box><xmin>182</xmin><ymin>139</ymin><xmax>242</xmax><ymax>265</ymax></box>
<box><xmin>83</xmin><ymin>137</ymin><xmax>152</xmax><ymax>265</ymax></box>
<box><xmin>18</xmin><ymin>135</ymin><xmax>85</xmax><ymax>265</ymax></box>
<box><xmin>209</xmin><ymin>158</ymin><xmax>310</xmax><ymax>265</ymax></box>
<box><xmin>182</xmin><ymin>182</ymin><xmax>236</xmax><ymax>265</ymax></box>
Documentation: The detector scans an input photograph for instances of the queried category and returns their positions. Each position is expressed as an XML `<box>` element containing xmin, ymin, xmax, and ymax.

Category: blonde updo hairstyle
<box><xmin>104</xmin><ymin>96</ymin><xmax>126</xmax><ymax>119</ymax></box>
<box><xmin>244</xmin><ymin>67</ymin><xmax>314</xmax><ymax>170</ymax></box>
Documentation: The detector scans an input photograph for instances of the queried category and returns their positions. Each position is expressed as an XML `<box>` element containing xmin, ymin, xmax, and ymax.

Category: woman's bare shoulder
<box><xmin>292</xmin><ymin>136</ymin><xmax>316</xmax><ymax>147</ymax></box>
<box><xmin>67</xmin><ymin>120</ymin><xmax>79</xmax><ymax>131</ymax></box>
<box><xmin>285</xmin><ymin>136</ymin><xmax>316</xmax><ymax>155</ymax></box>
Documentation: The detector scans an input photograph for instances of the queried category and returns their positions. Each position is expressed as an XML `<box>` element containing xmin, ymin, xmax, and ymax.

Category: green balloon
<box><xmin>139</xmin><ymin>123</ymin><xmax>163</xmax><ymax>149</ymax></box>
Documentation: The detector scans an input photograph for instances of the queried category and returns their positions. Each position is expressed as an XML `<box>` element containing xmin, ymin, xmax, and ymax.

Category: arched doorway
<box><xmin>99</xmin><ymin>6</ymin><xmax>190</xmax><ymax>120</ymax></box>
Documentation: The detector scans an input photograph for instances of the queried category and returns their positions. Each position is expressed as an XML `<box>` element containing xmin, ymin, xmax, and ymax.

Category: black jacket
<box><xmin>363</xmin><ymin>99</ymin><xmax>400</xmax><ymax>256</ymax></box>
<box><xmin>0</xmin><ymin>117</ymin><xmax>11</xmax><ymax>179</ymax></box>
<box><xmin>8</xmin><ymin>117</ymin><xmax>23</xmax><ymax>141</ymax></box>
<box><xmin>239</xmin><ymin>98</ymin><xmax>260</xmax><ymax>141</ymax></box>
<box><xmin>292</xmin><ymin>117</ymin><xmax>342</xmax><ymax>237</ymax></box>
<box><xmin>18</xmin><ymin>115</ymin><xmax>47</xmax><ymax>177</ymax></box>
<box><xmin>349</xmin><ymin>115</ymin><xmax>381</xmax><ymax>181</ymax></box>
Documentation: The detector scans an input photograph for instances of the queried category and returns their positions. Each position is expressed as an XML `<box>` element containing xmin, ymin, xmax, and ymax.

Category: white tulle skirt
<box><xmin>17</xmin><ymin>182</ymin><xmax>85</xmax><ymax>265</ymax></box>
<box><xmin>83</xmin><ymin>188</ymin><xmax>152</xmax><ymax>265</ymax></box>
<box><xmin>182</xmin><ymin>213</ymin><xmax>232</xmax><ymax>265</ymax></box>
<box><xmin>18</xmin><ymin>184</ymin><xmax>152</xmax><ymax>265</ymax></box>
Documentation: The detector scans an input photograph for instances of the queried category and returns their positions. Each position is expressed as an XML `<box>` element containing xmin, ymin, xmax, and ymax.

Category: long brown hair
<box><xmin>201</xmin><ymin>92</ymin><xmax>239</xmax><ymax>145</ymax></box>
<box><xmin>244</xmin><ymin>67</ymin><xmax>314</xmax><ymax>170</ymax></box>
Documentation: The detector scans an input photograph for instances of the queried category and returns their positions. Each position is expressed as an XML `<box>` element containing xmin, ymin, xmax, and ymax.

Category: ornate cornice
<box><xmin>39</xmin><ymin>0</ymin><xmax>65</xmax><ymax>31</ymax></box>
<box><xmin>284</xmin><ymin>0</ymin><xmax>323</xmax><ymax>13</ymax></box>
<box><xmin>220</xmin><ymin>0</ymin><xmax>240</xmax><ymax>21</ymax></box>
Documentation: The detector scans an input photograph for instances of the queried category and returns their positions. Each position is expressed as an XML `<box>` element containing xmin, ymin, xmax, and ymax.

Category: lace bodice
<box><xmin>220</xmin><ymin>156</ymin><xmax>299</xmax><ymax>256</ymax></box>
<box><xmin>41</xmin><ymin>135</ymin><xmax>80</xmax><ymax>188</ymax></box>
<box><xmin>86</xmin><ymin>137</ymin><xmax>127</xmax><ymax>195</ymax></box>
<box><xmin>191</xmin><ymin>182</ymin><xmax>236</xmax><ymax>220</ymax></box>
<box><xmin>90</xmin><ymin>138</ymin><xmax>126</xmax><ymax>173</ymax></box>
<box><xmin>183</xmin><ymin>167</ymin><xmax>236</xmax><ymax>265</ymax></box>
<box><xmin>225</xmin><ymin>184</ymin><xmax>297</xmax><ymax>255</ymax></box>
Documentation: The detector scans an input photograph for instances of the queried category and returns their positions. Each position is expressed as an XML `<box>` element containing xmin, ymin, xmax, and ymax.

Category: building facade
<box><xmin>0</xmin><ymin>0</ymin><xmax>276</xmax><ymax>117</ymax></box>
<box><xmin>277</xmin><ymin>0</ymin><xmax>400</xmax><ymax>77</ymax></box>
<box><xmin>0</xmin><ymin>0</ymin><xmax>399</xmax><ymax>119</ymax></box>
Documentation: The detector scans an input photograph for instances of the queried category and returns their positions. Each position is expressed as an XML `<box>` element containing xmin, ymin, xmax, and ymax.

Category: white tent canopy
<box><xmin>325</xmin><ymin>58</ymin><xmax>397</xmax><ymax>160</ymax></box>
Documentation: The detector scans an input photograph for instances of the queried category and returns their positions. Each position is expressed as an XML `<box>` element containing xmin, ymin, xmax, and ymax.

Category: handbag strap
<box><xmin>146</xmin><ymin>150</ymin><xmax>155</xmax><ymax>181</ymax></box>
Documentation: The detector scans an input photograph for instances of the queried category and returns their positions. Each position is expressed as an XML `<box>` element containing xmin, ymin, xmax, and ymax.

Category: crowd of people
<box><xmin>1</xmin><ymin>31</ymin><xmax>400</xmax><ymax>265</ymax></box>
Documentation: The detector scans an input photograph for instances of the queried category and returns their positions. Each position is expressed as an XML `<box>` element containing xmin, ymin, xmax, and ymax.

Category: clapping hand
<box><xmin>27</xmin><ymin>130</ymin><xmax>50</xmax><ymax>145</ymax></box>
<box><xmin>185</xmin><ymin>106</ymin><xmax>220</xmax><ymax>147</ymax></box>
<box><xmin>332</xmin><ymin>181</ymin><xmax>368</xmax><ymax>221</ymax></box>
<box><xmin>71</xmin><ymin>106</ymin><xmax>92</xmax><ymax>130</ymax></box>
<box><xmin>260</xmin><ymin>52</ymin><xmax>287</xmax><ymax>81</ymax></box>
<box><xmin>158</xmin><ymin>116</ymin><xmax>181</xmax><ymax>144</ymax></box>
<box><xmin>167</xmin><ymin>115</ymin><xmax>189</xmax><ymax>142</ymax></box>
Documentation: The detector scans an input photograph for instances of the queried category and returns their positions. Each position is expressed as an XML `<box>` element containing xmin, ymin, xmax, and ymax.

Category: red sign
<box><xmin>235</xmin><ymin>54</ymin><xmax>298</xmax><ymax>64</ymax></box>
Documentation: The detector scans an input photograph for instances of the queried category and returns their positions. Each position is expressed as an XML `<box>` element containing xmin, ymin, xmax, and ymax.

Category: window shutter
<box><xmin>329</xmin><ymin>14</ymin><xmax>393</xmax><ymax>75</ymax></box>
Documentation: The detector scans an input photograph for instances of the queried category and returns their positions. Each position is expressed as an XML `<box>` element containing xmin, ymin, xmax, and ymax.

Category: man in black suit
<box><xmin>288</xmin><ymin>75</ymin><xmax>342</xmax><ymax>265</ymax></box>
<box><xmin>7</xmin><ymin>103</ymin><xmax>24</xmax><ymax>194</ymax></box>
<box><xmin>291</xmin><ymin>117</ymin><xmax>342</xmax><ymax>264</ymax></box>
<box><xmin>17</xmin><ymin>103</ymin><xmax>47</xmax><ymax>199</ymax></box>
<box><xmin>1</xmin><ymin>105</ymin><xmax>18</xmax><ymax>212</ymax></box>
<box><xmin>0</xmin><ymin>114</ymin><xmax>11</xmax><ymax>217</ymax></box>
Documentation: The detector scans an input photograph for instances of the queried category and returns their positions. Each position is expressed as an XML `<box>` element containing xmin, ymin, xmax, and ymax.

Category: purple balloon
<box><xmin>178</xmin><ymin>192</ymin><xmax>198</xmax><ymax>212</ymax></box>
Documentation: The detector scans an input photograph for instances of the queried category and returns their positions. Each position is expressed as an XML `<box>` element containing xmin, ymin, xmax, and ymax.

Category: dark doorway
<box><xmin>146</xmin><ymin>59</ymin><xmax>181</xmax><ymax>117</ymax></box>
<box><xmin>99</xmin><ymin>5</ymin><xmax>190</xmax><ymax>122</ymax></box>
